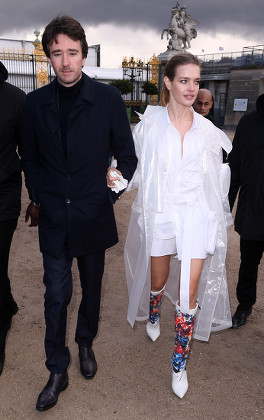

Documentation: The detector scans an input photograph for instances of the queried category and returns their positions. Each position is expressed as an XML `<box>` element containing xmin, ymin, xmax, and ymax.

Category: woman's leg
<box><xmin>172</xmin><ymin>258</ymin><xmax>204</xmax><ymax>398</ymax></box>
<box><xmin>151</xmin><ymin>255</ymin><xmax>171</xmax><ymax>291</ymax></box>
<box><xmin>188</xmin><ymin>258</ymin><xmax>204</xmax><ymax>308</ymax></box>
<box><xmin>146</xmin><ymin>256</ymin><xmax>171</xmax><ymax>341</ymax></box>
<box><xmin>177</xmin><ymin>258</ymin><xmax>204</xmax><ymax>308</ymax></box>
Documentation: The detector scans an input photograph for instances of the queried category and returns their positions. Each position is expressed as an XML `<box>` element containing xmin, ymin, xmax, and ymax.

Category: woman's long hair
<box><xmin>160</xmin><ymin>52</ymin><xmax>201</xmax><ymax>106</ymax></box>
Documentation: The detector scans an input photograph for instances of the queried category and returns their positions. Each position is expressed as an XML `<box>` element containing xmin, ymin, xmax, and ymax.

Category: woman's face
<box><xmin>164</xmin><ymin>63</ymin><xmax>200</xmax><ymax>108</ymax></box>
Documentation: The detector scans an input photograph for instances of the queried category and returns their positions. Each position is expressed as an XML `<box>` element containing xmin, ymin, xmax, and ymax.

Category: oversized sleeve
<box><xmin>126</xmin><ymin>119</ymin><xmax>144</xmax><ymax>191</ymax></box>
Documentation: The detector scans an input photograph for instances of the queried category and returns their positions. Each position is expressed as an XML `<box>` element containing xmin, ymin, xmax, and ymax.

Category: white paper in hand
<box><xmin>110</xmin><ymin>170</ymin><xmax>128</xmax><ymax>193</ymax></box>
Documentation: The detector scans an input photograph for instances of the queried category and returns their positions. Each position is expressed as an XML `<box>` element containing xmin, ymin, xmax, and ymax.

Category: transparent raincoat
<box><xmin>125</xmin><ymin>106</ymin><xmax>233</xmax><ymax>341</ymax></box>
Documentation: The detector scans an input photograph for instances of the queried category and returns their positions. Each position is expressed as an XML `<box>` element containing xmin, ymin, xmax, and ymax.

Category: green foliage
<box><xmin>110</xmin><ymin>79</ymin><xmax>133</xmax><ymax>95</ymax></box>
<box><xmin>142</xmin><ymin>81</ymin><xmax>159</xmax><ymax>96</ymax></box>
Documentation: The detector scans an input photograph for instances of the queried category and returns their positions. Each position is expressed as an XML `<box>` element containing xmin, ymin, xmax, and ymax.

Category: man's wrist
<box><xmin>31</xmin><ymin>200</ymin><xmax>40</xmax><ymax>208</ymax></box>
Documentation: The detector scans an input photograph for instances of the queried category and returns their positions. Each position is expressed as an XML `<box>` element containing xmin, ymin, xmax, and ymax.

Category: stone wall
<box><xmin>223</xmin><ymin>67</ymin><xmax>264</xmax><ymax>129</ymax></box>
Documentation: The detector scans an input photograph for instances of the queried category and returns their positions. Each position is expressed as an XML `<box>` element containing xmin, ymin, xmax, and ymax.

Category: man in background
<box><xmin>228</xmin><ymin>93</ymin><xmax>264</xmax><ymax>328</ymax></box>
<box><xmin>0</xmin><ymin>62</ymin><xmax>25</xmax><ymax>375</ymax></box>
<box><xmin>193</xmin><ymin>88</ymin><xmax>214</xmax><ymax>121</ymax></box>
<box><xmin>194</xmin><ymin>88</ymin><xmax>227</xmax><ymax>161</ymax></box>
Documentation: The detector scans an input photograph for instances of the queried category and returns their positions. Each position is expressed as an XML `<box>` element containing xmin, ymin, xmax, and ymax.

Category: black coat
<box><xmin>228</xmin><ymin>94</ymin><xmax>264</xmax><ymax>240</ymax></box>
<box><xmin>21</xmin><ymin>74</ymin><xmax>137</xmax><ymax>258</ymax></box>
<box><xmin>0</xmin><ymin>62</ymin><xmax>26</xmax><ymax>221</ymax></box>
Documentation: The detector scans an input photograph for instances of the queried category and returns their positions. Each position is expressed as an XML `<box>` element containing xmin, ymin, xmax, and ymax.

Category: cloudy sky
<box><xmin>1</xmin><ymin>0</ymin><xmax>263</xmax><ymax>68</ymax></box>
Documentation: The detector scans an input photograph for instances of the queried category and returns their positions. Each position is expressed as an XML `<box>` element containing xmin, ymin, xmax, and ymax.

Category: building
<box><xmin>197</xmin><ymin>45</ymin><xmax>264</xmax><ymax>129</ymax></box>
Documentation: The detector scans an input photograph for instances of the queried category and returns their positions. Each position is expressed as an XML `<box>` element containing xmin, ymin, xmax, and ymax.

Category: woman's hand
<box><xmin>106</xmin><ymin>167</ymin><xmax>122</xmax><ymax>189</ymax></box>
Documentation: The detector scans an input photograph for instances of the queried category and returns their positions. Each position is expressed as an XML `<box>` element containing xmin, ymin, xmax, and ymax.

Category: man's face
<box><xmin>47</xmin><ymin>33</ymin><xmax>86</xmax><ymax>87</ymax></box>
<box><xmin>193</xmin><ymin>90</ymin><xmax>213</xmax><ymax>116</ymax></box>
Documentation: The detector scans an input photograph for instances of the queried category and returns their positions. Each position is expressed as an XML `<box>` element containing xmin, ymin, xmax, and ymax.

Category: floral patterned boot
<box><xmin>171</xmin><ymin>301</ymin><xmax>197</xmax><ymax>398</ymax></box>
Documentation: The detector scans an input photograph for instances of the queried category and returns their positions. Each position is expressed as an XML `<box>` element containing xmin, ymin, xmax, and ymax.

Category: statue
<box><xmin>161</xmin><ymin>3</ymin><xmax>199</xmax><ymax>52</ymax></box>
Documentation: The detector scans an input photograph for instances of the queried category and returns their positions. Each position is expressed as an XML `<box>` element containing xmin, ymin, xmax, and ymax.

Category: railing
<box><xmin>197</xmin><ymin>45</ymin><xmax>264</xmax><ymax>74</ymax></box>
<box><xmin>0</xmin><ymin>51</ymin><xmax>54</xmax><ymax>93</ymax></box>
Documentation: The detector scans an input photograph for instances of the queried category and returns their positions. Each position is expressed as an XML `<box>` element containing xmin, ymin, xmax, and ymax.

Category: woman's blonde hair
<box><xmin>160</xmin><ymin>52</ymin><xmax>201</xmax><ymax>106</ymax></box>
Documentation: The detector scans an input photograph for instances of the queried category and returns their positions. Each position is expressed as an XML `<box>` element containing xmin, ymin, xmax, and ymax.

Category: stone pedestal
<box><xmin>157</xmin><ymin>50</ymin><xmax>179</xmax><ymax>88</ymax></box>
<box><xmin>158</xmin><ymin>50</ymin><xmax>178</xmax><ymax>64</ymax></box>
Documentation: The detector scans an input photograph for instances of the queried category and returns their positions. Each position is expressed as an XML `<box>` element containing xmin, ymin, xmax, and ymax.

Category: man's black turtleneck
<box><xmin>57</xmin><ymin>76</ymin><xmax>83</xmax><ymax>157</ymax></box>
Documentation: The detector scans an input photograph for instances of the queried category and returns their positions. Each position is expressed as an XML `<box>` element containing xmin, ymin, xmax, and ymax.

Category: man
<box><xmin>21</xmin><ymin>15</ymin><xmax>137</xmax><ymax>411</ymax></box>
<box><xmin>194</xmin><ymin>88</ymin><xmax>227</xmax><ymax>161</ymax></box>
<box><xmin>228</xmin><ymin>93</ymin><xmax>264</xmax><ymax>328</ymax></box>
<box><xmin>0</xmin><ymin>62</ymin><xmax>25</xmax><ymax>375</ymax></box>
<box><xmin>193</xmin><ymin>88</ymin><xmax>214</xmax><ymax>120</ymax></box>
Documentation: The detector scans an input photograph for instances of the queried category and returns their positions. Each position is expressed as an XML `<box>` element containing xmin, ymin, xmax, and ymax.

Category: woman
<box><xmin>123</xmin><ymin>53</ymin><xmax>233</xmax><ymax>398</ymax></box>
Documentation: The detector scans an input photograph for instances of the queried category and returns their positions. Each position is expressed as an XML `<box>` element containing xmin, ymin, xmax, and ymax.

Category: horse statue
<box><xmin>161</xmin><ymin>4</ymin><xmax>199</xmax><ymax>52</ymax></box>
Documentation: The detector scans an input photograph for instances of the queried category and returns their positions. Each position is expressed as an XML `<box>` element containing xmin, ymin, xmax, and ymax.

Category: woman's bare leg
<box><xmin>178</xmin><ymin>258</ymin><xmax>204</xmax><ymax>309</ymax></box>
<box><xmin>189</xmin><ymin>258</ymin><xmax>204</xmax><ymax>308</ymax></box>
<box><xmin>151</xmin><ymin>255</ymin><xmax>171</xmax><ymax>291</ymax></box>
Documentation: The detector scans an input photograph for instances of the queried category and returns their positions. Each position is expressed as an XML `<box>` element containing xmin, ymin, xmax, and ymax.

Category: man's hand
<box><xmin>25</xmin><ymin>202</ymin><xmax>40</xmax><ymax>227</ymax></box>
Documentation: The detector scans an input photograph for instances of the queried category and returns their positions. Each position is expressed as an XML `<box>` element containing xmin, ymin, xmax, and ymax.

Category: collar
<box><xmin>41</xmin><ymin>73</ymin><xmax>96</xmax><ymax>106</ymax></box>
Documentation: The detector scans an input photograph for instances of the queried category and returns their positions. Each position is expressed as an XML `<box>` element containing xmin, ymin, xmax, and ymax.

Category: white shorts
<box><xmin>151</xmin><ymin>235</ymin><xmax>207</xmax><ymax>260</ymax></box>
<box><xmin>150</xmin><ymin>203</ymin><xmax>216</xmax><ymax>260</ymax></box>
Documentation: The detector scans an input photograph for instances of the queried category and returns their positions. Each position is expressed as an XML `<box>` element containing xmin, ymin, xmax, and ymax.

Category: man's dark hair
<box><xmin>42</xmin><ymin>15</ymin><xmax>88</xmax><ymax>58</ymax></box>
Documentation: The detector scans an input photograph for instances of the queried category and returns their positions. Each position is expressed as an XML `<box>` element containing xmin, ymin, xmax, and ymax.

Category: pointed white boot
<box><xmin>146</xmin><ymin>320</ymin><xmax>160</xmax><ymax>341</ymax></box>
<box><xmin>171</xmin><ymin>302</ymin><xmax>198</xmax><ymax>398</ymax></box>
<box><xmin>146</xmin><ymin>285</ymin><xmax>165</xmax><ymax>341</ymax></box>
<box><xmin>172</xmin><ymin>368</ymin><xmax>188</xmax><ymax>398</ymax></box>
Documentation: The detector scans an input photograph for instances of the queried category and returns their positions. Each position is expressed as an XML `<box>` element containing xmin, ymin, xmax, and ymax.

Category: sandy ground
<box><xmin>1</xmin><ymin>130</ymin><xmax>264</xmax><ymax>419</ymax></box>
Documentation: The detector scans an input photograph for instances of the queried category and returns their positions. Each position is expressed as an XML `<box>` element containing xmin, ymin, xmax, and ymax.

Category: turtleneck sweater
<box><xmin>57</xmin><ymin>76</ymin><xmax>83</xmax><ymax>157</ymax></box>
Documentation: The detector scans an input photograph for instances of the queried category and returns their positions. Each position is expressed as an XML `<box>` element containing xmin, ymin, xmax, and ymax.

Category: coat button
<box><xmin>66</xmin><ymin>198</ymin><xmax>71</xmax><ymax>204</ymax></box>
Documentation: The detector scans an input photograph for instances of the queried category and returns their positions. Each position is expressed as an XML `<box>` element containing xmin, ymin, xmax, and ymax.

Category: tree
<box><xmin>142</xmin><ymin>81</ymin><xmax>159</xmax><ymax>96</ymax></box>
<box><xmin>110</xmin><ymin>79</ymin><xmax>133</xmax><ymax>95</ymax></box>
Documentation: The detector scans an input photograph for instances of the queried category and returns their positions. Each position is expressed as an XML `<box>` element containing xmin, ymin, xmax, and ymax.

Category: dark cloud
<box><xmin>1</xmin><ymin>0</ymin><xmax>263</xmax><ymax>41</ymax></box>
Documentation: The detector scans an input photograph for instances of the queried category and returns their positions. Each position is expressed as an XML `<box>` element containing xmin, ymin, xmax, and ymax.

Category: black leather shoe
<box><xmin>79</xmin><ymin>346</ymin><xmax>98</xmax><ymax>379</ymax></box>
<box><xmin>0</xmin><ymin>352</ymin><xmax>5</xmax><ymax>376</ymax></box>
<box><xmin>232</xmin><ymin>308</ymin><xmax>252</xmax><ymax>328</ymax></box>
<box><xmin>36</xmin><ymin>372</ymin><xmax>69</xmax><ymax>412</ymax></box>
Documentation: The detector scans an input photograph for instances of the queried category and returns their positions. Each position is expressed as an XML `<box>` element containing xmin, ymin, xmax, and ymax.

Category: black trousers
<box><xmin>237</xmin><ymin>238</ymin><xmax>264</xmax><ymax>311</ymax></box>
<box><xmin>42</xmin><ymin>249</ymin><xmax>105</xmax><ymax>373</ymax></box>
<box><xmin>0</xmin><ymin>218</ymin><xmax>18</xmax><ymax>354</ymax></box>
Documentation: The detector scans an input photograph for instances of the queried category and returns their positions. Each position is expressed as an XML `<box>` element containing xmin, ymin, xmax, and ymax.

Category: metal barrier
<box><xmin>197</xmin><ymin>45</ymin><xmax>264</xmax><ymax>74</ymax></box>
<box><xmin>0</xmin><ymin>50</ymin><xmax>53</xmax><ymax>93</ymax></box>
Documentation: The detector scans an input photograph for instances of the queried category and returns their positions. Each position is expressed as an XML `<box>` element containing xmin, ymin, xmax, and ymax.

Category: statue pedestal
<box><xmin>158</xmin><ymin>50</ymin><xmax>182</xmax><ymax>84</ymax></box>
<box><xmin>158</xmin><ymin>50</ymin><xmax>179</xmax><ymax>63</ymax></box>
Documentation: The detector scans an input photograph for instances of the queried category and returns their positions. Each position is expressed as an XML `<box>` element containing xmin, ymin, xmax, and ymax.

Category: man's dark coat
<box><xmin>0</xmin><ymin>62</ymin><xmax>25</xmax><ymax>221</ymax></box>
<box><xmin>21</xmin><ymin>74</ymin><xmax>137</xmax><ymax>258</ymax></box>
<box><xmin>228</xmin><ymin>93</ymin><xmax>264</xmax><ymax>240</ymax></box>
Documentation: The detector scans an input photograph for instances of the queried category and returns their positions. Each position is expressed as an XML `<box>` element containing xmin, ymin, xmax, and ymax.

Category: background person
<box><xmin>194</xmin><ymin>88</ymin><xmax>227</xmax><ymax>162</ymax></box>
<box><xmin>21</xmin><ymin>15</ymin><xmax>137</xmax><ymax>412</ymax></box>
<box><xmin>228</xmin><ymin>93</ymin><xmax>264</xmax><ymax>328</ymax></box>
<box><xmin>193</xmin><ymin>88</ymin><xmax>214</xmax><ymax>120</ymax></box>
<box><xmin>0</xmin><ymin>61</ymin><xmax>25</xmax><ymax>375</ymax></box>
<box><xmin>124</xmin><ymin>53</ymin><xmax>232</xmax><ymax>399</ymax></box>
